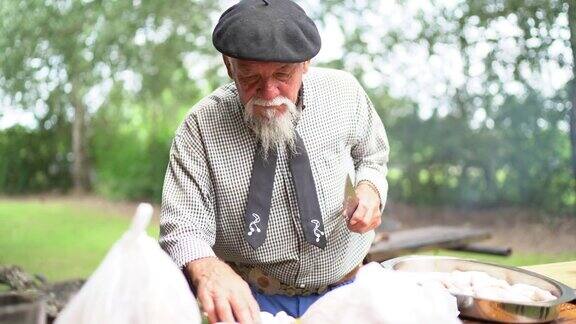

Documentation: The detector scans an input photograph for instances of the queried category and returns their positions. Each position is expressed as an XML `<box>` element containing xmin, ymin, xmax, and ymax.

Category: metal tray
<box><xmin>381</xmin><ymin>255</ymin><xmax>575</xmax><ymax>323</ymax></box>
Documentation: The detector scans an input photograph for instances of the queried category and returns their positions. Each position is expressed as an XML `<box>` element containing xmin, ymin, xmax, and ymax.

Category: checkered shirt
<box><xmin>159</xmin><ymin>67</ymin><xmax>389</xmax><ymax>289</ymax></box>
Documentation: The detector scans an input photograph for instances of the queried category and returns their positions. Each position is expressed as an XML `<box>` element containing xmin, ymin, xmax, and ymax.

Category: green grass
<box><xmin>0</xmin><ymin>200</ymin><xmax>158</xmax><ymax>281</ymax></box>
<box><xmin>1</xmin><ymin>200</ymin><xmax>574</xmax><ymax>284</ymax></box>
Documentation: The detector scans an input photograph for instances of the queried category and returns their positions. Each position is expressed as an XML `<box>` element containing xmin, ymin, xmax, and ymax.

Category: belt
<box><xmin>229</xmin><ymin>263</ymin><xmax>360</xmax><ymax>296</ymax></box>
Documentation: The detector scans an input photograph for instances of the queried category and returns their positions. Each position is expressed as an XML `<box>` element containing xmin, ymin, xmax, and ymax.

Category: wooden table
<box><xmin>366</xmin><ymin>226</ymin><xmax>491</xmax><ymax>262</ymax></box>
<box><xmin>462</xmin><ymin>261</ymin><xmax>576</xmax><ymax>323</ymax></box>
<box><xmin>522</xmin><ymin>261</ymin><xmax>576</xmax><ymax>289</ymax></box>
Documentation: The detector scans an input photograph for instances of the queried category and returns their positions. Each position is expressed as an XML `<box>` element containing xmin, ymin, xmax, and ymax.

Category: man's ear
<box><xmin>223</xmin><ymin>55</ymin><xmax>234</xmax><ymax>79</ymax></box>
<box><xmin>302</xmin><ymin>60</ymin><xmax>310</xmax><ymax>74</ymax></box>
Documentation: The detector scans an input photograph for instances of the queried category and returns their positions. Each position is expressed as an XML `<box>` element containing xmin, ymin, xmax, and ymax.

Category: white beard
<box><xmin>244</xmin><ymin>96</ymin><xmax>300</xmax><ymax>159</ymax></box>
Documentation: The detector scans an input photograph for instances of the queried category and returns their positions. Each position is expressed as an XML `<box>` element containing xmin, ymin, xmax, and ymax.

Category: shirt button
<box><xmin>299</xmin><ymin>284</ymin><xmax>305</xmax><ymax>288</ymax></box>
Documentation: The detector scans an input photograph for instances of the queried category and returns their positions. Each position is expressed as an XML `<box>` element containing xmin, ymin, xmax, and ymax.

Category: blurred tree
<box><xmin>452</xmin><ymin>0</ymin><xmax>576</xmax><ymax>191</ymax></box>
<box><xmin>1</xmin><ymin>0</ymin><xmax>574</xmax><ymax>212</ymax></box>
<box><xmin>0</xmin><ymin>0</ymin><xmax>219</xmax><ymax>193</ymax></box>
<box><xmin>387</xmin><ymin>0</ymin><xmax>575</xmax><ymax>186</ymax></box>
<box><xmin>569</xmin><ymin>0</ymin><xmax>576</xmax><ymax>182</ymax></box>
<box><xmin>0</xmin><ymin>123</ymin><xmax>71</xmax><ymax>194</ymax></box>
<box><xmin>313</xmin><ymin>0</ymin><xmax>575</xmax><ymax>212</ymax></box>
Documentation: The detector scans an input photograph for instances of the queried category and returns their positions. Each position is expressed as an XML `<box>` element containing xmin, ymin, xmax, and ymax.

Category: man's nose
<box><xmin>257</xmin><ymin>80</ymin><xmax>280</xmax><ymax>101</ymax></box>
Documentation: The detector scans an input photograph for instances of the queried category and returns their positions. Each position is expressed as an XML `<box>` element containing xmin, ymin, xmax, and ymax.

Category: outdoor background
<box><xmin>1</xmin><ymin>0</ymin><xmax>575</xmax><ymax>283</ymax></box>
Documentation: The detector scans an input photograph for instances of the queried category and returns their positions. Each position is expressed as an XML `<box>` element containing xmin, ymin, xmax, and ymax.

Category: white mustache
<box><xmin>249</xmin><ymin>96</ymin><xmax>294</xmax><ymax>108</ymax></box>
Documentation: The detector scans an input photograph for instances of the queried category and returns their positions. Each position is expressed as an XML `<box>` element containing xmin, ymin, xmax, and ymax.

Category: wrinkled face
<box><xmin>223</xmin><ymin>56</ymin><xmax>310</xmax><ymax>157</ymax></box>
<box><xmin>224</xmin><ymin>56</ymin><xmax>309</xmax><ymax>119</ymax></box>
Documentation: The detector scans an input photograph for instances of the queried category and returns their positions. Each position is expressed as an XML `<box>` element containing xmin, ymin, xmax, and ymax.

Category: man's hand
<box><xmin>346</xmin><ymin>181</ymin><xmax>381</xmax><ymax>233</ymax></box>
<box><xmin>186</xmin><ymin>257</ymin><xmax>260</xmax><ymax>324</ymax></box>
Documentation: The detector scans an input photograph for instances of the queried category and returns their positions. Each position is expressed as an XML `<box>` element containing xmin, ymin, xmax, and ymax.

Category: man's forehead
<box><xmin>233</xmin><ymin>59</ymin><xmax>298</xmax><ymax>73</ymax></box>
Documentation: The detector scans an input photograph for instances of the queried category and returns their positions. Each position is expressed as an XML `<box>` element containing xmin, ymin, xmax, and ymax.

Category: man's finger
<box><xmin>350</xmin><ymin>204</ymin><xmax>380</xmax><ymax>233</ymax></box>
<box><xmin>356</xmin><ymin>214</ymin><xmax>380</xmax><ymax>233</ymax></box>
<box><xmin>215</xmin><ymin>297</ymin><xmax>235</xmax><ymax>323</ymax></box>
<box><xmin>371</xmin><ymin>210</ymin><xmax>382</xmax><ymax>227</ymax></box>
<box><xmin>349</xmin><ymin>203</ymin><xmax>368</xmax><ymax>226</ymax></box>
<box><xmin>371</xmin><ymin>213</ymin><xmax>382</xmax><ymax>229</ymax></box>
<box><xmin>362</xmin><ymin>207</ymin><xmax>380</xmax><ymax>230</ymax></box>
<box><xmin>230</xmin><ymin>295</ymin><xmax>253</xmax><ymax>324</ymax></box>
<box><xmin>245</xmin><ymin>293</ymin><xmax>260</xmax><ymax>323</ymax></box>
<box><xmin>237</xmin><ymin>280</ymin><xmax>260</xmax><ymax>322</ymax></box>
<box><xmin>350</xmin><ymin>221</ymin><xmax>370</xmax><ymax>233</ymax></box>
<box><xmin>198</xmin><ymin>290</ymin><xmax>217</xmax><ymax>324</ymax></box>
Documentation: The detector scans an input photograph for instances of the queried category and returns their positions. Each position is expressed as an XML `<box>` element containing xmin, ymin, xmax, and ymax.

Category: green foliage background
<box><xmin>380</xmin><ymin>89</ymin><xmax>575</xmax><ymax>211</ymax></box>
<box><xmin>0</xmin><ymin>0</ymin><xmax>575</xmax><ymax>213</ymax></box>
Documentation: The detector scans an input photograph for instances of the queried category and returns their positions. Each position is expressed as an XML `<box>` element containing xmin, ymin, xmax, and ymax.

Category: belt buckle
<box><xmin>247</xmin><ymin>267</ymin><xmax>281</xmax><ymax>295</ymax></box>
<box><xmin>245</xmin><ymin>266</ymin><xmax>332</xmax><ymax>296</ymax></box>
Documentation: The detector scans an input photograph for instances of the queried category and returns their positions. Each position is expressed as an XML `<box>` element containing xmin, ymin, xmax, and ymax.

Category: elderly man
<box><xmin>159</xmin><ymin>0</ymin><xmax>389</xmax><ymax>322</ymax></box>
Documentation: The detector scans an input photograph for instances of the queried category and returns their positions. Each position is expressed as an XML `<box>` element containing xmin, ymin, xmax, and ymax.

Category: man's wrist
<box><xmin>185</xmin><ymin>256</ymin><xmax>220</xmax><ymax>285</ymax></box>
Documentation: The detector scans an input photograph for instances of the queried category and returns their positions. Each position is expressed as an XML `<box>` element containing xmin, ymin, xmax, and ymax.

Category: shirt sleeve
<box><xmin>159</xmin><ymin>114</ymin><xmax>217</xmax><ymax>268</ymax></box>
<box><xmin>350</xmin><ymin>83</ymin><xmax>390</xmax><ymax>213</ymax></box>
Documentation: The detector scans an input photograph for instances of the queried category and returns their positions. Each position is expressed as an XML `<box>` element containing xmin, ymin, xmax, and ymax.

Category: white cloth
<box><xmin>259</xmin><ymin>311</ymin><xmax>297</xmax><ymax>324</ymax></box>
<box><xmin>300</xmin><ymin>263</ymin><xmax>462</xmax><ymax>324</ymax></box>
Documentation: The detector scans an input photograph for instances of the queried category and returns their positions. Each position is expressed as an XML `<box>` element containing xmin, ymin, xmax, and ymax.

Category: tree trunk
<box><xmin>71</xmin><ymin>89</ymin><xmax>90</xmax><ymax>193</ymax></box>
<box><xmin>569</xmin><ymin>0</ymin><xmax>576</xmax><ymax>183</ymax></box>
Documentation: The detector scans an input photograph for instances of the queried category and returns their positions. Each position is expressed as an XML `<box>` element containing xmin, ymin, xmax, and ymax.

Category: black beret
<box><xmin>212</xmin><ymin>0</ymin><xmax>321</xmax><ymax>63</ymax></box>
